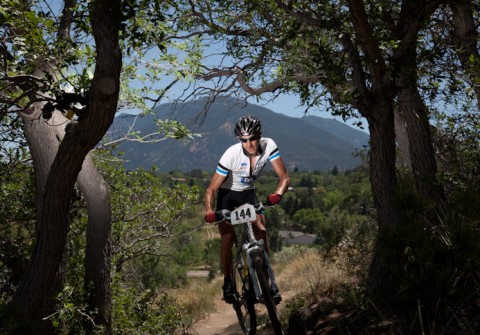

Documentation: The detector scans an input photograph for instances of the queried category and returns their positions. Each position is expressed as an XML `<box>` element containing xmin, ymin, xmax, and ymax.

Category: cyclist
<box><xmin>204</xmin><ymin>115</ymin><xmax>290</xmax><ymax>304</ymax></box>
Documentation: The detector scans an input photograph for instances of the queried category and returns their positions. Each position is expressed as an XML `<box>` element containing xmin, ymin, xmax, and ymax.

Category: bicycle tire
<box><xmin>232</xmin><ymin>258</ymin><xmax>257</xmax><ymax>335</ymax></box>
<box><xmin>252</xmin><ymin>252</ymin><xmax>283</xmax><ymax>335</ymax></box>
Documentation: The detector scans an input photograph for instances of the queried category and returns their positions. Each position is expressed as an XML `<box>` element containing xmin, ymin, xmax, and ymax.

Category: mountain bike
<box><xmin>215</xmin><ymin>203</ymin><xmax>283</xmax><ymax>335</ymax></box>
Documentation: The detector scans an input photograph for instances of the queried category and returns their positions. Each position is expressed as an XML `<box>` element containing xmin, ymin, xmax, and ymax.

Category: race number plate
<box><xmin>230</xmin><ymin>204</ymin><xmax>256</xmax><ymax>225</ymax></box>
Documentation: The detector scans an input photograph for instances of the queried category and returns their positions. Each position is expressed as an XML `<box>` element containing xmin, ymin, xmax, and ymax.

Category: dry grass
<box><xmin>279</xmin><ymin>248</ymin><xmax>338</xmax><ymax>295</ymax></box>
<box><xmin>173</xmin><ymin>243</ymin><xmax>370</xmax><ymax>331</ymax></box>
<box><xmin>273</xmin><ymin>244</ymin><xmax>368</xmax><ymax>315</ymax></box>
<box><xmin>276</xmin><ymin>247</ymin><xmax>353</xmax><ymax>292</ymax></box>
<box><xmin>169</xmin><ymin>276</ymin><xmax>223</xmax><ymax>325</ymax></box>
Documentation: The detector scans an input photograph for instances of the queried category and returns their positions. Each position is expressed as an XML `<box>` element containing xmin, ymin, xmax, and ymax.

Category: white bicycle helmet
<box><xmin>234</xmin><ymin>115</ymin><xmax>262</xmax><ymax>136</ymax></box>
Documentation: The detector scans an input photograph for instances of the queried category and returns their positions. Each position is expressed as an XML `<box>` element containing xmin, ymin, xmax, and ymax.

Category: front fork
<box><xmin>243</xmin><ymin>239</ymin><xmax>279</xmax><ymax>301</ymax></box>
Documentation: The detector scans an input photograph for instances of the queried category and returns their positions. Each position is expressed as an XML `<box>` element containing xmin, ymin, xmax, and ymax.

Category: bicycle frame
<box><xmin>238</xmin><ymin>218</ymin><xmax>279</xmax><ymax>301</ymax></box>
<box><xmin>221</xmin><ymin>203</ymin><xmax>284</xmax><ymax>335</ymax></box>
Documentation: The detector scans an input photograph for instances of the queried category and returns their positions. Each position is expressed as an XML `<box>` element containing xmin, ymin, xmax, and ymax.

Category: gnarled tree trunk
<box><xmin>10</xmin><ymin>1</ymin><xmax>122</xmax><ymax>333</ymax></box>
<box><xmin>20</xmin><ymin>104</ymin><xmax>65</xmax><ymax>334</ymax></box>
<box><xmin>52</xmin><ymin>112</ymin><xmax>113</xmax><ymax>333</ymax></box>
<box><xmin>78</xmin><ymin>156</ymin><xmax>112</xmax><ymax>334</ymax></box>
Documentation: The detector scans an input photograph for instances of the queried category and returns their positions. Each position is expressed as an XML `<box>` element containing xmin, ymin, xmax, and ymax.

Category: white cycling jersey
<box><xmin>215</xmin><ymin>137</ymin><xmax>281</xmax><ymax>191</ymax></box>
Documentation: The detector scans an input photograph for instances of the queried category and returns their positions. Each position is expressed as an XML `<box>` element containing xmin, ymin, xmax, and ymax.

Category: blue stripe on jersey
<box><xmin>269</xmin><ymin>151</ymin><xmax>280</xmax><ymax>161</ymax></box>
<box><xmin>216</xmin><ymin>165</ymin><xmax>229</xmax><ymax>176</ymax></box>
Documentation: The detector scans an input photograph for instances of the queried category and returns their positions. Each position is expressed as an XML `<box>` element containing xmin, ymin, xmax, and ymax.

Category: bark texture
<box><xmin>78</xmin><ymin>156</ymin><xmax>112</xmax><ymax>334</ymax></box>
<box><xmin>10</xmin><ymin>0</ymin><xmax>122</xmax><ymax>332</ymax></box>
<box><xmin>20</xmin><ymin>107</ymin><xmax>63</xmax><ymax>333</ymax></box>
<box><xmin>51</xmin><ymin>112</ymin><xmax>113</xmax><ymax>333</ymax></box>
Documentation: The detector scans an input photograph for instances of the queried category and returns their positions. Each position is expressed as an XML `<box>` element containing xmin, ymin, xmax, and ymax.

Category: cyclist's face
<box><xmin>239</xmin><ymin>134</ymin><xmax>260</xmax><ymax>156</ymax></box>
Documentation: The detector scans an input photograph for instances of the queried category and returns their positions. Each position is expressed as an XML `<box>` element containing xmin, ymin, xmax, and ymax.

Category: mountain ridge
<box><xmin>109</xmin><ymin>97</ymin><xmax>369</xmax><ymax>172</ymax></box>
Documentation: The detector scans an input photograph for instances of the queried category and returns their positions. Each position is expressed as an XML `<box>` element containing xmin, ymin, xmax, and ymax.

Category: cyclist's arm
<box><xmin>205</xmin><ymin>172</ymin><xmax>226</xmax><ymax>214</ymax></box>
<box><xmin>271</xmin><ymin>158</ymin><xmax>290</xmax><ymax>195</ymax></box>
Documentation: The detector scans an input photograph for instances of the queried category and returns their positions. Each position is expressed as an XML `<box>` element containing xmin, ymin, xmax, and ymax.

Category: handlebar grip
<box><xmin>214</xmin><ymin>212</ymin><xmax>224</xmax><ymax>222</ymax></box>
<box><xmin>214</xmin><ymin>209</ymin><xmax>231</xmax><ymax>222</ymax></box>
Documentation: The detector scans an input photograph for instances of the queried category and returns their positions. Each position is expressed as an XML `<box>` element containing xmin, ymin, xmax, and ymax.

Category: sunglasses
<box><xmin>239</xmin><ymin>135</ymin><xmax>259</xmax><ymax>143</ymax></box>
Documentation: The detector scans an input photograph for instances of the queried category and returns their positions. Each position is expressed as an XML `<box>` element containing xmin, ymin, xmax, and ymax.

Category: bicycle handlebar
<box><xmin>212</xmin><ymin>202</ymin><xmax>268</xmax><ymax>224</ymax></box>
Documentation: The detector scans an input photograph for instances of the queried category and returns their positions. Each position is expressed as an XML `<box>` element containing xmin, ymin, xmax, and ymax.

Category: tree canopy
<box><xmin>1</xmin><ymin>0</ymin><xmax>479</xmax><ymax>333</ymax></box>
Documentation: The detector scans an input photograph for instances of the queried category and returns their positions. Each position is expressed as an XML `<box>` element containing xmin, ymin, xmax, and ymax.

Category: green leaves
<box><xmin>120</xmin><ymin>0</ymin><xmax>169</xmax><ymax>54</ymax></box>
<box><xmin>154</xmin><ymin>119</ymin><xmax>195</xmax><ymax>140</ymax></box>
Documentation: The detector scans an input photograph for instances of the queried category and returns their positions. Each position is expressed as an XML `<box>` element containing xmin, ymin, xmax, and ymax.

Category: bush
<box><xmin>373</xmin><ymin>174</ymin><xmax>480</xmax><ymax>333</ymax></box>
<box><xmin>113</xmin><ymin>284</ymin><xmax>187</xmax><ymax>335</ymax></box>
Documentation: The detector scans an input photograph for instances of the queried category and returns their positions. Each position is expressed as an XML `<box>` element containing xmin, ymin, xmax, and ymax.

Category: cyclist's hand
<box><xmin>266</xmin><ymin>193</ymin><xmax>282</xmax><ymax>206</ymax></box>
<box><xmin>204</xmin><ymin>211</ymin><xmax>216</xmax><ymax>223</ymax></box>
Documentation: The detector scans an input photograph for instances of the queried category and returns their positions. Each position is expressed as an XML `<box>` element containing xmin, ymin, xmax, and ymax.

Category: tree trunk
<box><xmin>395</xmin><ymin>33</ymin><xmax>446</xmax><ymax>222</ymax></box>
<box><xmin>451</xmin><ymin>0</ymin><xmax>480</xmax><ymax>107</ymax></box>
<box><xmin>394</xmin><ymin>108</ymin><xmax>411</xmax><ymax>169</ymax></box>
<box><xmin>345</xmin><ymin>0</ymin><xmax>403</xmax><ymax>300</ymax></box>
<box><xmin>398</xmin><ymin>86</ymin><xmax>446</xmax><ymax>207</ymax></box>
<box><xmin>10</xmin><ymin>0</ymin><xmax>122</xmax><ymax>332</ymax></box>
<box><xmin>22</xmin><ymin>105</ymin><xmax>59</xmax><ymax>221</ymax></box>
<box><xmin>362</xmin><ymin>97</ymin><xmax>401</xmax><ymax>297</ymax></box>
<box><xmin>51</xmin><ymin>112</ymin><xmax>113</xmax><ymax>334</ymax></box>
<box><xmin>78</xmin><ymin>156</ymin><xmax>112</xmax><ymax>334</ymax></box>
<box><xmin>19</xmin><ymin>102</ymin><xmax>67</xmax><ymax>333</ymax></box>
<box><xmin>361</xmin><ymin>0</ymin><xmax>447</xmax><ymax>304</ymax></box>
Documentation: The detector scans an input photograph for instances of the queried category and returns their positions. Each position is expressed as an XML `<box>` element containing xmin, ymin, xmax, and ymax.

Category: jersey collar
<box><xmin>241</xmin><ymin>142</ymin><xmax>263</xmax><ymax>157</ymax></box>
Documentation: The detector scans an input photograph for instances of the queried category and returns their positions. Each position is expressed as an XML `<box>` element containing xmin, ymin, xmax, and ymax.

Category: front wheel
<box><xmin>252</xmin><ymin>252</ymin><xmax>283</xmax><ymax>335</ymax></box>
<box><xmin>232</xmin><ymin>257</ymin><xmax>257</xmax><ymax>335</ymax></box>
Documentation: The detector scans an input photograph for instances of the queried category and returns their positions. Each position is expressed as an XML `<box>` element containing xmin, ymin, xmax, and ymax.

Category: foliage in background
<box><xmin>0</xmin><ymin>156</ymin><xmax>35</xmax><ymax>308</ymax></box>
<box><xmin>95</xmin><ymin>149</ymin><xmax>201</xmax><ymax>333</ymax></box>
<box><xmin>112</xmin><ymin>284</ymin><xmax>186</xmax><ymax>335</ymax></box>
<box><xmin>203</xmin><ymin>238</ymin><xmax>221</xmax><ymax>281</ymax></box>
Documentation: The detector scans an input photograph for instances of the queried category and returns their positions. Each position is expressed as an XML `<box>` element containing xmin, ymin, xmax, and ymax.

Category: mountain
<box><xmin>301</xmin><ymin>116</ymin><xmax>369</xmax><ymax>149</ymax></box>
<box><xmin>108</xmin><ymin>97</ymin><xmax>369</xmax><ymax>172</ymax></box>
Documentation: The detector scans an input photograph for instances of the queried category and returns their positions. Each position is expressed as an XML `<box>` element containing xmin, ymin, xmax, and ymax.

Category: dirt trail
<box><xmin>189</xmin><ymin>298</ymin><xmax>278</xmax><ymax>335</ymax></box>
<box><xmin>189</xmin><ymin>285</ymin><xmax>292</xmax><ymax>335</ymax></box>
<box><xmin>189</xmin><ymin>227</ymin><xmax>289</xmax><ymax>335</ymax></box>
<box><xmin>188</xmin><ymin>298</ymin><xmax>245</xmax><ymax>335</ymax></box>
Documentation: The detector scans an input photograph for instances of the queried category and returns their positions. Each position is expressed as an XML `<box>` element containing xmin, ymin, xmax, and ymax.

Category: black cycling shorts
<box><xmin>216</xmin><ymin>188</ymin><xmax>258</xmax><ymax>212</ymax></box>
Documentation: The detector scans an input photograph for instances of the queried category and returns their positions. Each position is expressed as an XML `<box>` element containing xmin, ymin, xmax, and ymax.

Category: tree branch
<box><xmin>347</xmin><ymin>0</ymin><xmax>388</xmax><ymax>85</ymax></box>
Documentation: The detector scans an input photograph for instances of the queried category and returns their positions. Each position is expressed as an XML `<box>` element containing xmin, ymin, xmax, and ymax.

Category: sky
<box><xmin>245</xmin><ymin>93</ymin><xmax>369</xmax><ymax>133</ymax></box>
<box><xmin>43</xmin><ymin>1</ymin><xmax>369</xmax><ymax>134</ymax></box>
